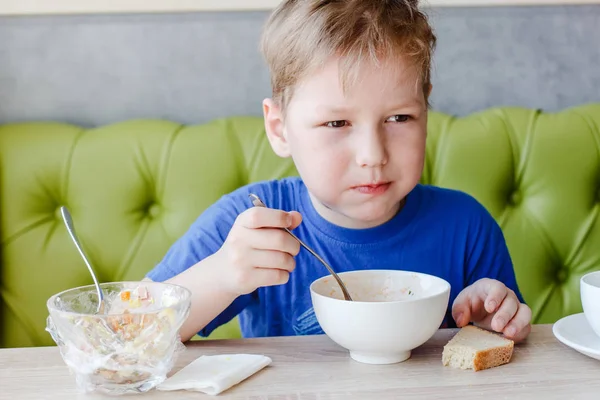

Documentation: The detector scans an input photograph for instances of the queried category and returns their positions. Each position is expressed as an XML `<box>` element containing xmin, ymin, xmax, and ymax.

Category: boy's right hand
<box><xmin>215</xmin><ymin>207</ymin><xmax>303</xmax><ymax>296</ymax></box>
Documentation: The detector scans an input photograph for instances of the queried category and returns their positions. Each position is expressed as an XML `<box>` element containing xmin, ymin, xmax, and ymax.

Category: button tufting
<box><xmin>509</xmin><ymin>191</ymin><xmax>521</xmax><ymax>205</ymax></box>
<box><xmin>55</xmin><ymin>207</ymin><xmax>63</xmax><ymax>220</ymax></box>
<box><xmin>148</xmin><ymin>204</ymin><xmax>160</xmax><ymax>218</ymax></box>
<box><xmin>556</xmin><ymin>268</ymin><xmax>569</xmax><ymax>284</ymax></box>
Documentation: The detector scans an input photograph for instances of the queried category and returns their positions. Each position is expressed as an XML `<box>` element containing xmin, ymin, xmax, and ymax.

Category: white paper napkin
<box><xmin>156</xmin><ymin>354</ymin><xmax>272</xmax><ymax>395</ymax></box>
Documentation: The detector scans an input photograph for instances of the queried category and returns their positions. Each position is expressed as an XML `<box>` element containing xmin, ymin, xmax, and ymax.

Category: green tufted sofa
<box><xmin>1</xmin><ymin>104</ymin><xmax>599</xmax><ymax>349</ymax></box>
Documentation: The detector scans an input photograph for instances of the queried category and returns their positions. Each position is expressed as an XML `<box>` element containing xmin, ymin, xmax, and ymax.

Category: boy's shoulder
<box><xmin>418</xmin><ymin>183</ymin><xmax>481</xmax><ymax>204</ymax></box>
<box><xmin>414</xmin><ymin>184</ymin><xmax>505</xmax><ymax>252</ymax></box>
<box><xmin>183</xmin><ymin>176</ymin><xmax>304</xmax><ymax>244</ymax></box>
<box><xmin>415</xmin><ymin>184</ymin><xmax>494</xmax><ymax>221</ymax></box>
<box><xmin>218</xmin><ymin>176</ymin><xmax>304</xmax><ymax>210</ymax></box>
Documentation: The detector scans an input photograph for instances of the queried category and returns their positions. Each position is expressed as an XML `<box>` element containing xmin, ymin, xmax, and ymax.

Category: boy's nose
<box><xmin>355</xmin><ymin>129</ymin><xmax>388</xmax><ymax>168</ymax></box>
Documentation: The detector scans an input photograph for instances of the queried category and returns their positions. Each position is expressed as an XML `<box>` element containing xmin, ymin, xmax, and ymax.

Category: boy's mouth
<box><xmin>351</xmin><ymin>182</ymin><xmax>391</xmax><ymax>195</ymax></box>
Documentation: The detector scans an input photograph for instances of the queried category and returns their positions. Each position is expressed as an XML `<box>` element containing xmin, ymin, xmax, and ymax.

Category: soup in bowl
<box><xmin>310</xmin><ymin>270</ymin><xmax>450</xmax><ymax>365</ymax></box>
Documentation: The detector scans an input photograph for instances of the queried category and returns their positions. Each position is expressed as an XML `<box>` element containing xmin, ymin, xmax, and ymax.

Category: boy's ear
<box><xmin>263</xmin><ymin>98</ymin><xmax>291</xmax><ymax>158</ymax></box>
<box><xmin>425</xmin><ymin>83</ymin><xmax>433</xmax><ymax>99</ymax></box>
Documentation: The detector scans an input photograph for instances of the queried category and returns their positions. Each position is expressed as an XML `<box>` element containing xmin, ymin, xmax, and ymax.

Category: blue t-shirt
<box><xmin>147</xmin><ymin>177</ymin><xmax>524</xmax><ymax>338</ymax></box>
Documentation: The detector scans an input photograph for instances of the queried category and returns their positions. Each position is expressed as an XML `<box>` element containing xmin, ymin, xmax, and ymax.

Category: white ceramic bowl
<box><xmin>581</xmin><ymin>271</ymin><xmax>600</xmax><ymax>337</ymax></box>
<box><xmin>310</xmin><ymin>270</ymin><xmax>450</xmax><ymax>365</ymax></box>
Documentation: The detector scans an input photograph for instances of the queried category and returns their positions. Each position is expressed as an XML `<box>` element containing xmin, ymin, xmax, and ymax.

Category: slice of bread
<box><xmin>442</xmin><ymin>325</ymin><xmax>514</xmax><ymax>371</ymax></box>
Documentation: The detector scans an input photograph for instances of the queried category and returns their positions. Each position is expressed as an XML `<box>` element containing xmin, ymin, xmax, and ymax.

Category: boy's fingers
<box><xmin>479</xmin><ymin>279</ymin><xmax>509</xmax><ymax>314</ymax></box>
<box><xmin>451</xmin><ymin>289</ymin><xmax>473</xmax><ymax>327</ymax></box>
<box><xmin>253</xmin><ymin>267</ymin><xmax>291</xmax><ymax>287</ymax></box>
<box><xmin>239</xmin><ymin>207</ymin><xmax>294</xmax><ymax>229</ymax></box>
<box><xmin>248</xmin><ymin>249</ymin><xmax>296</xmax><ymax>272</ymax></box>
<box><xmin>503</xmin><ymin>303</ymin><xmax>532</xmax><ymax>342</ymax></box>
<box><xmin>246</xmin><ymin>228</ymin><xmax>301</xmax><ymax>256</ymax></box>
<box><xmin>288</xmin><ymin>211</ymin><xmax>303</xmax><ymax>230</ymax></box>
<box><xmin>490</xmin><ymin>293</ymin><xmax>519</xmax><ymax>332</ymax></box>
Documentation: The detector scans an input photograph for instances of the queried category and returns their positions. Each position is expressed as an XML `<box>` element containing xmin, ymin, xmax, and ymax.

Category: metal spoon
<box><xmin>249</xmin><ymin>194</ymin><xmax>353</xmax><ymax>301</ymax></box>
<box><xmin>60</xmin><ymin>206</ymin><xmax>106</xmax><ymax>314</ymax></box>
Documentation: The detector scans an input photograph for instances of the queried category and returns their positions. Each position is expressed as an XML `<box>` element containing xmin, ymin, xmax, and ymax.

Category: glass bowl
<box><xmin>46</xmin><ymin>281</ymin><xmax>191</xmax><ymax>395</ymax></box>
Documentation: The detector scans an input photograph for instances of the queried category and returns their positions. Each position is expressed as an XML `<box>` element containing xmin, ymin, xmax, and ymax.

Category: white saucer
<box><xmin>553</xmin><ymin>313</ymin><xmax>600</xmax><ymax>361</ymax></box>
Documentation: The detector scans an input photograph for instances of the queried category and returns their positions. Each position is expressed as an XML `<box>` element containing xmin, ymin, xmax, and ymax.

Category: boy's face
<box><xmin>264</xmin><ymin>56</ymin><xmax>429</xmax><ymax>229</ymax></box>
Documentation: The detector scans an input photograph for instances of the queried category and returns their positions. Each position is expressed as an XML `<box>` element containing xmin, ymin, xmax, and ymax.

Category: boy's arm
<box><xmin>464</xmin><ymin>210</ymin><xmax>525</xmax><ymax>303</ymax></box>
<box><xmin>143</xmin><ymin>184</ymin><xmax>301</xmax><ymax>342</ymax></box>
<box><xmin>144</xmin><ymin>254</ymin><xmax>243</xmax><ymax>342</ymax></box>
<box><xmin>144</xmin><ymin>195</ymin><xmax>252</xmax><ymax>342</ymax></box>
<box><xmin>453</xmin><ymin>202</ymin><xmax>532</xmax><ymax>342</ymax></box>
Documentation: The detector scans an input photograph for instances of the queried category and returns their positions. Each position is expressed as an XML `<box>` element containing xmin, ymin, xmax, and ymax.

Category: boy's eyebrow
<box><xmin>388</xmin><ymin>101</ymin><xmax>425</xmax><ymax>112</ymax></box>
<box><xmin>314</xmin><ymin>100</ymin><xmax>423</xmax><ymax>115</ymax></box>
<box><xmin>314</xmin><ymin>105</ymin><xmax>356</xmax><ymax>114</ymax></box>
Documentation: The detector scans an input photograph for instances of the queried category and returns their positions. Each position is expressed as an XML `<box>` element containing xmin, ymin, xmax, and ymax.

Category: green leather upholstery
<box><xmin>1</xmin><ymin>104</ymin><xmax>599</xmax><ymax>348</ymax></box>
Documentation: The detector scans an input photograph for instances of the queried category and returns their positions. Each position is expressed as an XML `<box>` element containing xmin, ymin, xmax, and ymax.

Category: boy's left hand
<box><xmin>452</xmin><ymin>278</ymin><xmax>532</xmax><ymax>343</ymax></box>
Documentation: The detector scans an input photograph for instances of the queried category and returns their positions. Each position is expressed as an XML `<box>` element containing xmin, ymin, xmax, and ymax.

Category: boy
<box><xmin>146</xmin><ymin>0</ymin><xmax>532</xmax><ymax>343</ymax></box>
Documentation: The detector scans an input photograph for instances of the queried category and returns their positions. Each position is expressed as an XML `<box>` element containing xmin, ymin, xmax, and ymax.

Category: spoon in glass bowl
<box><xmin>248</xmin><ymin>193</ymin><xmax>353</xmax><ymax>301</ymax></box>
<box><xmin>60</xmin><ymin>206</ymin><xmax>106</xmax><ymax>314</ymax></box>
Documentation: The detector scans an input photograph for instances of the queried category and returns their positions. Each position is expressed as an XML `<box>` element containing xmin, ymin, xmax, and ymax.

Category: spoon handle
<box><xmin>283</xmin><ymin>227</ymin><xmax>353</xmax><ymax>301</ymax></box>
<box><xmin>60</xmin><ymin>207</ymin><xmax>105</xmax><ymax>307</ymax></box>
<box><xmin>248</xmin><ymin>194</ymin><xmax>353</xmax><ymax>301</ymax></box>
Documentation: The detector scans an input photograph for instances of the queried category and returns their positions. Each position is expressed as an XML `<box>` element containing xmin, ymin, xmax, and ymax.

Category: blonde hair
<box><xmin>260</xmin><ymin>0</ymin><xmax>436</xmax><ymax>110</ymax></box>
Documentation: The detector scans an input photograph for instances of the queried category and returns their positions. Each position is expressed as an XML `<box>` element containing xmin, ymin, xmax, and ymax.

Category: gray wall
<box><xmin>1</xmin><ymin>5</ymin><xmax>599</xmax><ymax>127</ymax></box>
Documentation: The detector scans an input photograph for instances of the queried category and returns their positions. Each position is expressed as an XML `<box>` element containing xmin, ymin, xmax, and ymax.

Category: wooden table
<box><xmin>1</xmin><ymin>324</ymin><xmax>598</xmax><ymax>399</ymax></box>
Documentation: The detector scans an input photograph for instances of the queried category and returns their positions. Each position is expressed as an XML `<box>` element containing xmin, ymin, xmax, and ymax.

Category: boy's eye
<box><xmin>387</xmin><ymin>115</ymin><xmax>410</xmax><ymax>123</ymax></box>
<box><xmin>325</xmin><ymin>120</ymin><xmax>348</xmax><ymax>128</ymax></box>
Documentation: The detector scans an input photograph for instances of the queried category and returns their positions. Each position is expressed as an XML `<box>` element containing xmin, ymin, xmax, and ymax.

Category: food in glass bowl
<box><xmin>46</xmin><ymin>281</ymin><xmax>191</xmax><ymax>395</ymax></box>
